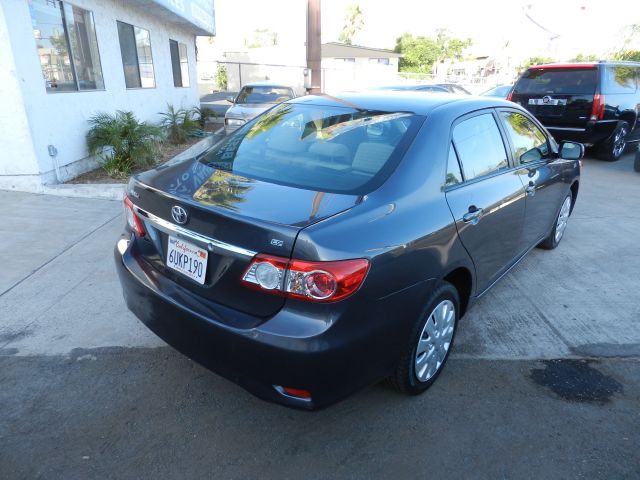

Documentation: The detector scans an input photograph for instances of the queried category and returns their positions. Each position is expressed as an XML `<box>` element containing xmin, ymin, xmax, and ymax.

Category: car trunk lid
<box><xmin>128</xmin><ymin>160</ymin><xmax>361</xmax><ymax>319</ymax></box>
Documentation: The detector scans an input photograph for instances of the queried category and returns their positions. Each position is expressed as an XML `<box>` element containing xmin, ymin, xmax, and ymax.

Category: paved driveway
<box><xmin>1</xmin><ymin>154</ymin><xmax>639</xmax><ymax>479</ymax></box>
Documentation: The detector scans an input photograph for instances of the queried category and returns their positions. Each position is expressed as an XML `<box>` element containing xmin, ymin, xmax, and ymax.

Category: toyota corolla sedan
<box><xmin>115</xmin><ymin>92</ymin><xmax>582</xmax><ymax>409</ymax></box>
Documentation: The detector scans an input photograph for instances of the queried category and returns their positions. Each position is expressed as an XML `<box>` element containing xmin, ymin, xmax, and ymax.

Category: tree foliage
<box><xmin>338</xmin><ymin>4</ymin><xmax>364</xmax><ymax>45</ymax></box>
<box><xmin>569</xmin><ymin>53</ymin><xmax>599</xmax><ymax>62</ymax></box>
<box><xmin>519</xmin><ymin>56</ymin><xmax>555</xmax><ymax>72</ymax></box>
<box><xmin>394</xmin><ymin>30</ymin><xmax>471</xmax><ymax>73</ymax></box>
<box><xmin>614</xmin><ymin>50</ymin><xmax>640</xmax><ymax>61</ymax></box>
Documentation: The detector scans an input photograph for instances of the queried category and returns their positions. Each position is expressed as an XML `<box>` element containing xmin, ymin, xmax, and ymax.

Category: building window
<box><xmin>169</xmin><ymin>40</ymin><xmax>190</xmax><ymax>87</ymax></box>
<box><xmin>29</xmin><ymin>0</ymin><xmax>104</xmax><ymax>92</ymax></box>
<box><xmin>369</xmin><ymin>58</ymin><xmax>390</xmax><ymax>65</ymax></box>
<box><xmin>335</xmin><ymin>58</ymin><xmax>355</xmax><ymax>63</ymax></box>
<box><xmin>117</xmin><ymin>21</ymin><xmax>155</xmax><ymax>88</ymax></box>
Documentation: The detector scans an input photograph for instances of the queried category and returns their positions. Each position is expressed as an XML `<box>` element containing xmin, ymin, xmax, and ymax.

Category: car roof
<box><xmin>288</xmin><ymin>91</ymin><xmax>513</xmax><ymax>116</ymax></box>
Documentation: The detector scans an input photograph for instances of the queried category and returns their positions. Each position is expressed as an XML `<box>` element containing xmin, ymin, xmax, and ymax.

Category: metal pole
<box><xmin>306</xmin><ymin>0</ymin><xmax>321</xmax><ymax>94</ymax></box>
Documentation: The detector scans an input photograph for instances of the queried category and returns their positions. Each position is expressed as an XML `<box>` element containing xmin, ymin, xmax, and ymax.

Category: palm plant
<box><xmin>193</xmin><ymin>106</ymin><xmax>214</xmax><ymax>128</ymax></box>
<box><xmin>86</xmin><ymin>110</ymin><xmax>162</xmax><ymax>177</ymax></box>
<box><xmin>159</xmin><ymin>104</ymin><xmax>199</xmax><ymax>144</ymax></box>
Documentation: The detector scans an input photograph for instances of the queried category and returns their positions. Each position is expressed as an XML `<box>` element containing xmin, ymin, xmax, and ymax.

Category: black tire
<box><xmin>389</xmin><ymin>281</ymin><xmax>460</xmax><ymax>395</ymax></box>
<box><xmin>539</xmin><ymin>191</ymin><xmax>573</xmax><ymax>250</ymax></box>
<box><xmin>634</xmin><ymin>148</ymin><xmax>640</xmax><ymax>173</ymax></box>
<box><xmin>597</xmin><ymin>122</ymin><xmax>629</xmax><ymax>161</ymax></box>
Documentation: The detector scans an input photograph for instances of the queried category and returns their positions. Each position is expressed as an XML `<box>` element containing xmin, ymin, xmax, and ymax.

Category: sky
<box><xmin>209</xmin><ymin>0</ymin><xmax>640</xmax><ymax>61</ymax></box>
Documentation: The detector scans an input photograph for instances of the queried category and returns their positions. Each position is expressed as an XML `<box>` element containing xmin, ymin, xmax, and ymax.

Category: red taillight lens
<box><xmin>506</xmin><ymin>89</ymin><xmax>513</xmax><ymax>101</ymax></box>
<box><xmin>590</xmin><ymin>93</ymin><xmax>605</xmax><ymax>121</ymax></box>
<box><xmin>242</xmin><ymin>255</ymin><xmax>369</xmax><ymax>302</ymax></box>
<box><xmin>123</xmin><ymin>195</ymin><xmax>145</xmax><ymax>236</ymax></box>
<box><xmin>281</xmin><ymin>387</ymin><xmax>312</xmax><ymax>399</ymax></box>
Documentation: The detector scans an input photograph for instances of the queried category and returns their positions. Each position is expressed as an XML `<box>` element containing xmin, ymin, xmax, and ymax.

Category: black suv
<box><xmin>509</xmin><ymin>62</ymin><xmax>640</xmax><ymax>160</ymax></box>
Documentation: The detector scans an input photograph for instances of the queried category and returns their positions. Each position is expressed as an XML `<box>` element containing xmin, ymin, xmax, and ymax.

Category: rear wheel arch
<box><xmin>442</xmin><ymin>267</ymin><xmax>473</xmax><ymax>317</ymax></box>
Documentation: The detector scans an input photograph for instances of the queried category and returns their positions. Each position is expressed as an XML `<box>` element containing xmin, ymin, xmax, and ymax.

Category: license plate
<box><xmin>528</xmin><ymin>98</ymin><xmax>567</xmax><ymax>106</ymax></box>
<box><xmin>166</xmin><ymin>236</ymin><xmax>208</xmax><ymax>285</ymax></box>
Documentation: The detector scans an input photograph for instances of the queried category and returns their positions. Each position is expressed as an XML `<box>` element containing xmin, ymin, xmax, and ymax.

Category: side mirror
<box><xmin>226</xmin><ymin>96</ymin><xmax>235</xmax><ymax>104</ymax></box>
<box><xmin>559</xmin><ymin>141</ymin><xmax>584</xmax><ymax>160</ymax></box>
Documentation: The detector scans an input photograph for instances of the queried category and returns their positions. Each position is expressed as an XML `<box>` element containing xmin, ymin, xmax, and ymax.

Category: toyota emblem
<box><xmin>171</xmin><ymin>205</ymin><xmax>188</xmax><ymax>225</ymax></box>
<box><xmin>542</xmin><ymin>95</ymin><xmax>551</xmax><ymax>104</ymax></box>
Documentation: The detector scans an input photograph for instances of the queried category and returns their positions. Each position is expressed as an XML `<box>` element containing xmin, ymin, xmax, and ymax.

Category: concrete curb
<box><xmin>2</xmin><ymin>133</ymin><xmax>224</xmax><ymax>201</ymax></box>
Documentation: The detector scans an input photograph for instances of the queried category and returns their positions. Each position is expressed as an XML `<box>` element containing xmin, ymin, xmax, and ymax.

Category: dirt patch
<box><xmin>68</xmin><ymin>124</ymin><xmax>220</xmax><ymax>184</ymax></box>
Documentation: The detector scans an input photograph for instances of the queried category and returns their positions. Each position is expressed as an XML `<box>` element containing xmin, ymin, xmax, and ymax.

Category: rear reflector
<box><xmin>123</xmin><ymin>195</ymin><xmax>145</xmax><ymax>236</ymax></box>
<box><xmin>242</xmin><ymin>254</ymin><xmax>369</xmax><ymax>302</ymax></box>
<box><xmin>590</xmin><ymin>93</ymin><xmax>605</xmax><ymax>121</ymax></box>
<box><xmin>274</xmin><ymin>386</ymin><xmax>312</xmax><ymax>401</ymax></box>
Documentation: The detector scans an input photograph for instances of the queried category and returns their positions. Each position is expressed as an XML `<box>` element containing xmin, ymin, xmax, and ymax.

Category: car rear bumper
<box><xmin>545</xmin><ymin>120</ymin><xmax>618</xmax><ymax>145</ymax></box>
<box><xmin>114</xmin><ymin>236</ymin><xmax>423</xmax><ymax>409</ymax></box>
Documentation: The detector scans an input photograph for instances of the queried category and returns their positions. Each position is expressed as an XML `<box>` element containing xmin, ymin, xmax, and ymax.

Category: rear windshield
<box><xmin>199</xmin><ymin>103</ymin><xmax>423</xmax><ymax>195</ymax></box>
<box><xmin>236</xmin><ymin>86</ymin><xmax>293</xmax><ymax>104</ymax></box>
<box><xmin>514</xmin><ymin>68</ymin><xmax>597</xmax><ymax>95</ymax></box>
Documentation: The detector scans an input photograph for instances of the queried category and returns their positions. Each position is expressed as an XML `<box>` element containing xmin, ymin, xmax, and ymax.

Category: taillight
<box><xmin>123</xmin><ymin>195</ymin><xmax>145</xmax><ymax>236</ymax></box>
<box><xmin>506</xmin><ymin>89</ymin><xmax>513</xmax><ymax>101</ymax></box>
<box><xmin>242</xmin><ymin>254</ymin><xmax>369</xmax><ymax>302</ymax></box>
<box><xmin>590</xmin><ymin>93</ymin><xmax>605</xmax><ymax>121</ymax></box>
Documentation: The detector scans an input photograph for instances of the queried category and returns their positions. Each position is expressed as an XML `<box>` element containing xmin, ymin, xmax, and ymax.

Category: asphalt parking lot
<box><xmin>1</xmin><ymin>153</ymin><xmax>639</xmax><ymax>479</ymax></box>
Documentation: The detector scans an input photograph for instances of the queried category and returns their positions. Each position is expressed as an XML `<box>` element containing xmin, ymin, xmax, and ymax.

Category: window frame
<box><xmin>116</xmin><ymin>20</ymin><xmax>156</xmax><ymax>89</ymax></box>
<box><xmin>445</xmin><ymin>109</ymin><xmax>513</xmax><ymax>189</ymax></box>
<box><xmin>29</xmin><ymin>0</ymin><xmax>105</xmax><ymax>94</ymax></box>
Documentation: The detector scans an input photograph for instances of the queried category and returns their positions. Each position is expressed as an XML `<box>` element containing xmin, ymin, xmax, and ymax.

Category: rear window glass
<box><xmin>199</xmin><ymin>103</ymin><xmax>424</xmax><ymax>195</ymax></box>
<box><xmin>236</xmin><ymin>86</ymin><xmax>293</xmax><ymax>104</ymax></box>
<box><xmin>602</xmin><ymin>66</ymin><xmax>638</xmax><ymax>94</ymax></box>
<box><xmin>514</xmin><ymin>68</ymin><xmax>597</xmax><ymax>95</ymax></box>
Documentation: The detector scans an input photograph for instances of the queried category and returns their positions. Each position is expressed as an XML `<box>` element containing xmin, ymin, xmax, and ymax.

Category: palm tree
<box><xmin>338</xmin><ymin>4</ymin><xmax>364</xmax><ymax>45</ymax></box>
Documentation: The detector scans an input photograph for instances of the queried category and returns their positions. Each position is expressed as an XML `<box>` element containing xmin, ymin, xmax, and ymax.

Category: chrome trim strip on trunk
<box><xmin>133</xmin><ymin>205</ymin><xmax>257</xmax><ymax>258</ymax></box>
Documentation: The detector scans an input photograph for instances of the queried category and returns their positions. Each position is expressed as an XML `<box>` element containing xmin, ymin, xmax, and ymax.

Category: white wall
<box><xmin>0</xmin><ymin>0</ymin><xmax>201</xmax><ymax>189</ymax></box>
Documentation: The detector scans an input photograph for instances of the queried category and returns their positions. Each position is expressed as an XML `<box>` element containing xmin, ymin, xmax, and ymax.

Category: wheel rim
<box><xmin>414</xmin><ymin>300</ymin><xmax>455</xmax><ymax>383</ymax></box>
<box><xmin>554</xmin><ymin>196</ymin><xmax>572</xmax><ymax>243</ymax></box>
<box><xmin>613</xmin><ymin>127</ymin><xmax>628</xmax><ymax>158</ymax></box>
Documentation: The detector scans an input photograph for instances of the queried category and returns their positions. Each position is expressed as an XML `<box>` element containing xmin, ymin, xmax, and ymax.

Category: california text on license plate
<box><xmin>167</xmin><ymin>236</ymin><xmax>208</xmax><ymax>284</ymax></box>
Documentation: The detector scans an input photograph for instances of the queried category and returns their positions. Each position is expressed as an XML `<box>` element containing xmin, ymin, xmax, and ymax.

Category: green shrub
<box><xmin>159</xmin><ymin>104</ymin><xmax>199</xmax><ymax>144</ymax></box>
<box><xmin>86</xmin><ymin>110</ymin><xmax>162</xmax><ymax>178</ymax></box>
<box><xmin>215</xmin><ymin>65</ymin><xmax>228</xmax><ymax>91</ymax></box>
<box><xmin>193</xmin><ymin>106</ymin><xmax>215</xmax><ymax>128</ymax></box>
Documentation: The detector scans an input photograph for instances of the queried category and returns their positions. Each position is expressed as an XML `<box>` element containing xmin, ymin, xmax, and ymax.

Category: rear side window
<box><xmin>236</xmin><ymin>86</ymin><xmax>293</xmax><ymax>104</ymax></box>
<box><xmin>514</xmin><ymin>68</ymin><xmax>597</xmax><ymax>95</ymax></box>
<box><xmin>200</xmin><ymin>103</ymin><xmax>424</xmax><ymax>195</ymax></box>
<box><xmin>500</xmin><ymin>111</ymin><xmax>549</xmax><ymax>164</ymax></box>
<box><xmin>602</xmin><ymin>66</ymin><xmax>638</xmax><ymax>94</ymax></box>
<box><xmin>452</xmin><ymin>113</ymin><xmax>508</xmax><ymax>181</ymax></box>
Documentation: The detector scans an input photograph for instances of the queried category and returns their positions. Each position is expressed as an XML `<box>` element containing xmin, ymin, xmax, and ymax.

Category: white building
<box><xmin>0</xmin><ymin>0</ymin><xmax>215</xmax><ymax>191</ymax></box>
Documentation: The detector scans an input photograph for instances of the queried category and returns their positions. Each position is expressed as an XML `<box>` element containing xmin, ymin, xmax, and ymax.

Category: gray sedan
<box><xmin>224</xmin><ymin>83</ymin><xmax>296</xmax><ymax>134</ymax></box>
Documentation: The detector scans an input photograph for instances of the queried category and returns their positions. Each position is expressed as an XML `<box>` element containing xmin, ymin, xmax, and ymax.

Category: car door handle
<box><xmin>526</xmin><ymin>181</ymin><xmax>536</xmax><ymax>196</ymax></box>
<box><xmin>462</xmin><ymin>206</ymin><xmax>483</xmax><ymax>225</ymax></box>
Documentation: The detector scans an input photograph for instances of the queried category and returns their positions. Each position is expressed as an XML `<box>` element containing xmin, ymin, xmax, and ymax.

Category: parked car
<box><xmin>224</xmin><ymin>82</ymin><xmax>296</xmax><ymax>134</ymax></box>
<box><xmin>481</xmin><ymin>84</ymin><xmax>513</xmax><ymax>98</ymax></box>
<box><xmin>509</xmin><ymin>62</ymin><xmax>640</xmax><ymax>161</ymax></box>
<box><xmin>115</xmin><ymin>92</ymin><xmax>582</xmax><ymax>409</ymax></box>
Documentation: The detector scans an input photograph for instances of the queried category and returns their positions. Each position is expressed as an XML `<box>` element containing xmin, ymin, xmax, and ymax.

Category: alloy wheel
<box><xmin>414</xmin><ymin>300</ymin><xmax>455</xmax><ymax>382</ymax></box>
<box><xmin>554</xmin><ymin>196</ymin><xmax>572</xmax><ymax>243</ymax></box>
<box><xmin>613</xmin><ymin>127</ymin><xmax>628</xmax><ymax>158</ymax></box>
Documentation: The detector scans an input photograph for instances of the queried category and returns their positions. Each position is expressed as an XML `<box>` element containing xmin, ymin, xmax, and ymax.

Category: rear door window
<box><xmin>602</xmin><ymin>65</ymin><xmax>638</xmax><ymax>94</ymax></box>
<box><xmin>499</xmin><ymin>111</ymin><xmax>549</xmax><ymax>164</ymax></box>
<box><xmin>452</xmin><ymin>113</ymin><xmax>508</xmax><ymax>181</ymax></box>
<box><xmin>446</xmin><ymin>144</ymin><xmax>463</xmax><ymax>186</ymax></box>
<box><xmin>514</xmin><ymin>68</ymin><xmax>597</xmax><ymax>94</ymax></box>
<box><xmin>200</xmin><ymin>103</ymin><xmax>424</xmax><ymax>195</ymax></box>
